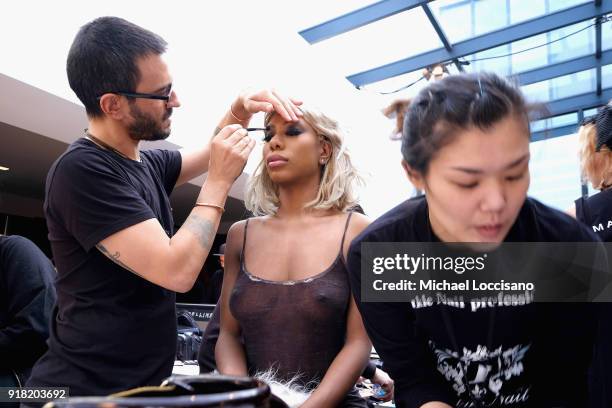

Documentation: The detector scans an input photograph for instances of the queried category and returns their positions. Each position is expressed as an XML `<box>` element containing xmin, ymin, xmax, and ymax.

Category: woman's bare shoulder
<box><xmin>347</xmin><ymin>212</ymin><xmax>371</xmax><ymax>236</ymax></box>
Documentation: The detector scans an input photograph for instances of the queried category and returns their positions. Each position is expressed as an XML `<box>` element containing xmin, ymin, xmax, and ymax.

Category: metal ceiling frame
<box><xmin>299</xmin><ymin>0</ymin><xmax>611</xmax><ymax>129</ymax></box>
<box><xmin>546</xmin><ymin>87</ymin><xmax>612</xmax><ymax>116</ymax></box>
<box><xmin>298</xmin><ymin>0</ymin><xmax>431</xmax><ymax>44</ymax></box>
<box><xmin>515</xmin><ymin>49</ymin><xmax>612</xmax><ymax>86</ymax></box>
<box><xmin>421</xmin><ymin>2</ymin><xmax>464</xmax><ymax>72</ymax></box>
<box><xmin>344</xmin><ymin>0</ymin><xmax>611</xmax><ymax>87</ymax></box>
<box><xmin>299</xmin><ymin>0</ymin><xmax>611</xmax><ymax>205</ymax></box>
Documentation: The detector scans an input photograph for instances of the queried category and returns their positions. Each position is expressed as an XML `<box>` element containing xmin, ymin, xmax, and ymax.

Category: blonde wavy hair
<box><xmin>579</xmin><ymin>122</ymin><xmax>612</xmax><ymax>190</ymax></box>
<box><xmin>245</xmin><ymin>107</ymin><xmax>361</xmax><ymax>216</ymax></box>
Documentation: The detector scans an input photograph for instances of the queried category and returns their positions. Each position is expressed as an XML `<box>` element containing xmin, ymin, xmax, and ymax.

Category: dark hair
<box><xmin>66</xmin><ymin>17</ymin><xmax>167</xmax><ymax>117</ymax></box>
<box><xmin>401</xmin><ymin>72</ymin><xmax>531</xmax><ymax>175</ymax></box>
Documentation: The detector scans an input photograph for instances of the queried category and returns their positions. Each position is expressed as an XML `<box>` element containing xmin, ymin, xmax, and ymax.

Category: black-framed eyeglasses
<box><xmin>97</xmin><ymin>89</ymin><xmax>172</xmax><ymax>102</ymax></box>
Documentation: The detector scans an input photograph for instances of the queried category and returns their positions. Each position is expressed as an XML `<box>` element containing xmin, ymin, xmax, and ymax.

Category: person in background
<box><xmin>568</xmin><ymin>102</ymin><xmax>612</xmax><ymax>408</ymax></box>
<box><xmin>568</xmin><ymin>103</ymin><xmax>612</xmax><ymax>240</ymax></box>
<box><xmin>0</xmin><ymin>235</ymin><xmax>56</xmax><ymax>405</ymax></box>
<box><xmin>176</xmin><ymin>243</ymin><xmax>224</xmax><ymax>304</ymax></box>
<box><xmin>209</xmin><ymin>243</ymin><xmax>225</xmax><ymax>303</ymax></box>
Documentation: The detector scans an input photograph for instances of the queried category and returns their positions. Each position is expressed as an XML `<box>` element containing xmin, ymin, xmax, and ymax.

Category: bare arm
<box><xmin>175</xmin><ymin>89</ymin><xmax>303</xmax><ymax>186</ymax></box>
<box><xmin>97</xmin><ymin>124</ymin><xmax>255</xmax><ymax>293</ymax></box>
<box><xmin>301</xmin><ymin>296</ymin><xmax>371</xmax><ymax>408</ymax></box>
<box><xmin>215</xmin><ymin>221</ymin><xmax>248</xmax><ymax>375</ymax></box>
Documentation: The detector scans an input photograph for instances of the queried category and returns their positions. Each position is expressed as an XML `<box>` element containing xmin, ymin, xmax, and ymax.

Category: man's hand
<box><xmin>231</xmin><ymin>88</ymin><xmax>303</xmax><ymax>123</ymax></box>
<box><xmin>207</xmin><ymin>124</ymin><xmax>255</xmax><ymax>187</ymax></box>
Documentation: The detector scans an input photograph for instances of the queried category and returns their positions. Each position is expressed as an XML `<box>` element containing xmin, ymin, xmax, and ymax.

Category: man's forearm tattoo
<box><xmin>182</xmin><ymin>213</ymin><xmax>215</xmax><ymax>251</ymax></box>
<box><xmin>96</xmin><ymin>243</ymin><xmax>144</xmax><ymax>278</ymax></box>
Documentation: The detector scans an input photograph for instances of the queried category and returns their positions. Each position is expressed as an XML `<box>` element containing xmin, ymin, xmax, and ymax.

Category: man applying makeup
<box><xmin>26</xmin><ymin>16</ymin><xmax>302</xmax><ymax>397</ymax></box>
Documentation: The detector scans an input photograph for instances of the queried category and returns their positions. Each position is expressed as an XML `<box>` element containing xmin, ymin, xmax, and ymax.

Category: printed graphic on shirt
<box><xmin>430</xmin><ymin>341</ymin><xmax>531</xmax><ymax>407</ymax></box>
<box><xmin>591</xmin><ymin>219</ymin><xmax>612</xmax><ymax>234</ymax></box>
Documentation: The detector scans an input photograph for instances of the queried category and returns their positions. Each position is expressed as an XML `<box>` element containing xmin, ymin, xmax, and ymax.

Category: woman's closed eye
<box><xmin>455</xmin><ymin>181</ymin><xmax>478</xmax><ymax>189</ymax></box>
<box><xmin>454</xmin><ymin>171</ymin><xmax>527</xmax><ymax>189</ymax></box>
<box><xmin>506</xmin><ymin>171</ymin><xmax>527</xmax><ymax>182</ymax></box>
<box><xmin>285</xmin><ymin>126</ymin><xmax>303</xmax><ymax>136</ymax></box>
<box><xmin>262</xmin><ymin>126</ymin><xmax>303</xmax><ymax>142</ymax></box>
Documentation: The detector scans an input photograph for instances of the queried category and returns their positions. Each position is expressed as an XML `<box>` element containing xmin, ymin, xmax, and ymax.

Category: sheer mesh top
<box><xmin>229</xmin><ymin>213</ymin><xmax>354</xmax><ymax>388</ymax></box>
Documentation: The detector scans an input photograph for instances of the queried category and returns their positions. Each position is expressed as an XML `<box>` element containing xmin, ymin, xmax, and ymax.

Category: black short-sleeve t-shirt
<box><xmin>348</xmin><ymin>196</ymin><xmax>604</xmax><ymax>408</ymax></box>
<box><xmin>27</xmin><ymin>138</ymin><xmax>182</xmax><ymax>396</ymax></box>
<box><xmin>575</xmin><ymin>189</ymin><xmax>612</xmax><ymax>241</ymax></box>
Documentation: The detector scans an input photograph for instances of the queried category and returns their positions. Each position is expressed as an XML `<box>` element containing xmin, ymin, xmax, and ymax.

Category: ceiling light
<box><xmin>0</xmin><ymin>166</ymin><xmax>9</xmax><ymax>171</ymax></box>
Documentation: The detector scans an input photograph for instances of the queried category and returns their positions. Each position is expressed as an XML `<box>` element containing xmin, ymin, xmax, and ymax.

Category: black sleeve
<box><xmin>347</xmin><ymin>237</ymin><xmax>455</xmax><ymax>408</ymax></box>
<box><xmin>0</xmin><ymin>236</ymin><xmax>57</xmax><ymax>369</ymax></box>
<box><xmin>142</xmin><ymin>149</ymin><xmax>182</xmax><ymax>195</ymax></box>
<box><xmin>591</xmin><ymin>302</ymin><xmax>612</xmax><ymax>407</ymax></box>
<box><xmin>198</xmin><ymin>303</ymin><xmax>221</xmax><ymax>373</ymax></box>
<box><xmin>47</xmin><ymin>151</ymin><xmax>158</xmax><ymax>251</ymax></box>
<box><xmin>361</xmin><ymin>361</ymin><xmax>377</xmax><ymax>380</ymax></box>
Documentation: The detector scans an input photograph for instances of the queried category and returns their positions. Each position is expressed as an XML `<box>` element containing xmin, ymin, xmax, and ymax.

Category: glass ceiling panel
<box><xmin>548</xmin><ymin>0</ymin><xmax>592</xmax><ymax>13</ymax></box>
<box><xmin>509</xmin><ymin>33</ymin><xmax>549</xmax><ymax>73</ymax></box>
<box><xmin>521</xmin><ymin>68</ymin><xmax>596</xmax><ymax>103</ymax></box>
<box><xmin>459</xmin><ymin>20</ymin><xmax>595</xmax><ymax>77</ymax></box>
<box><xmin>430</xmin><ymin>0</ymin><xmax>590</xmax><ymax>43</ymax></box>
<box><xmin>603</xmin><ymin>64</ymin><xmax>612</xmax><ymax>89</ymax></box>
<box><xmin>530</xmin><ymin>112</ymin><xmax>578</xmax><ymax>132</ymax></box>
<box><xmin>510</xmin><ymin>0</ymin><xmax>546</xmax><ymax>25</ymax></box>
<box><xmin>584</xmin><ymin>107</ymin><xmax>600</xmax><ymax>118</ymax></box>
<box><xmin>547</xmin><ymin>20</ymin><xmax>595</xmax><ymax>64</ymax></box>
<box><xmin>604</xmin><ymin>19</ymin><xmax>612</xmax><ymax>51</ymax></box>
<box><xmin>430</xmin><ymin>0</ymin><xmax>475</xmax><ymax>43</ymax></box>
<box><xmin>311</xmin><ymin>7</ymin><xmax>442</xmax><ymax>75</ymax></box>
<box><xmin>466</xmin><ymin>43</ymin><xmax>511</xmax><ymax>76</ymax></box>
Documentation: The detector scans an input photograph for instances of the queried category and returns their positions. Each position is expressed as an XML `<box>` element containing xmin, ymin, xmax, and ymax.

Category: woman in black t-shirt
<box><xmin>348</xmin><ymin>73</ymin><xmax>607</xmax><ymax>408</ymax></box>
<box><xmin>569</xmin><ymin>103</ymin><xmax>612</xmax><ymax>408</ymax></box>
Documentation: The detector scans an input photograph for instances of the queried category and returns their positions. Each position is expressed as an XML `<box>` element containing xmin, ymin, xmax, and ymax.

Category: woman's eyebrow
<box><xmin>450</xmin><ymin>154</ymin><xmax>530</xmax><ymax>174</ymax></box>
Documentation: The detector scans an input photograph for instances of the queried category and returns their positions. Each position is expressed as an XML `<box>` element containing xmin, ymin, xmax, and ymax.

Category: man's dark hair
<box><xmin>402</xmin><ymin>72</ymin><xmax>532</xmax><ymax>175</ymax></box>
<box><xmin>66</xmin><ymin>16</ymin><xmax>167</xmax><ymax>117</ymax></box>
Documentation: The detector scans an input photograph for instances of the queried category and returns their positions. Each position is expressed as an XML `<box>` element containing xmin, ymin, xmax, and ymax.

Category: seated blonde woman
<box><xmin>216</xmin><ymin>106</ymin><xmax>372</xmax><ymax>408</ymax></box>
